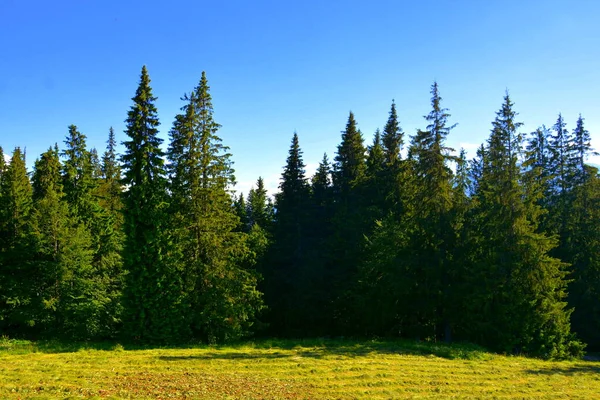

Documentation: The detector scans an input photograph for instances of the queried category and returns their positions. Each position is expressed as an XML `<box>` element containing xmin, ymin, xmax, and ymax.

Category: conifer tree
<box><xmin>0</xmin><ymin>148</ymin><xmax>35</xmax><ymax>333</ymax></box>
<box><xmin>404</xmin><ymin>82</ymin><xmax>457</xmax><ymax>341</ymax></box>
<box><xmin>330</xmin><ymin>112</ymin><xmax>368</xmax><ymax>331</ymax></box>
<box><xmin>121</xmin><ymin>66</ymin><xmax>185</xmax><ymax>342</ymax></box>
<box><xmin>382</xmin><ymin>101</ymin><xmax>403</xmax><ymax>167</ymax></box>
<box><xmin>465</xmin><ymin>93</ymin><xmax>581</xmax><ymax>358</ymax></box>
<box><xmin>247</xmin><ymin>177</ymin><xmax>273</xmax><ymax>230</ymax></box>
<box><xmin>365</xmin><ymin>129</ymin><xmax>387</xmax><ymax>221</ymax></box>
<box><xmin>266</xmin><ymin>132</ymin><xmax>311</xmax><ymax>335</ymax></box>
<box><xmin>566</xmin><ymin>164</ymin><xmax>600</xmax><ymax>349</ymax></box>
<box><xmin>31</xmin><ymin>146</ymin><xmax>106</xmax><ymax>339</ymax></box>
<box><xmin>572</xmin><ymin>115</ymin><xmax>595</xmax><ymax>184</ymax></box>
<box><xmin>233</xmin><ymin>193</ymin><xmax>250</xmax><ymax>232</ymax></box>
<box><xmin>167</xmin><ymin>71</ymin><xmax>262</xmax><ymax>342</ymax></box>
<box><xmin>0</xmin><ymin>146</ymin><xmax>5</xmax><ymax>180</ymax></box>
<box><xmin>61</xmin><ymin>125</ymin><xmax>122</xmax><ymax>338</ymax></box>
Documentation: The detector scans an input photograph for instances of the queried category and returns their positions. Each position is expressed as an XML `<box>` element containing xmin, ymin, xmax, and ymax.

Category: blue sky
<box><xmin>1</xmin><ymin>0</ymin><xmax>599</xmax><ymax>195</ymax></box>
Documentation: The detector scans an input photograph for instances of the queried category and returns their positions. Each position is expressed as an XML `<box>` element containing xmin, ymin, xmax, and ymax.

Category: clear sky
<box><xmin>1</xmin><ymin>0</ymin><xmax>599</xmax><ymax>195</ymax></box>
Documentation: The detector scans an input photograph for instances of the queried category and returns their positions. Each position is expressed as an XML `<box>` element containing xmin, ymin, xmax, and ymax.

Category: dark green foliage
<box><xmin>167</xmin><ymin>71</ymin><xmax>263</xmax><ymax>343</ymax></box>
<box><xmin>330</xmin><ymin>113</ymin><xmax>368</xmax><ymax>332</ymax></box>
<box><xmin>1</xmin><ymin>73</ymin><xmax>597</xmax><ymax>359</ymax></box>
<box><xmin>0</xmin><ymin>148</ymin><xmax>35</xmax><ymax>333</ymax></box>
<box><xmin>566</xmin><ymin>166</ymin><xmax>600</xmax><ymax>349</ymax></box>
<box><xmin>464</xmin><ymin>94</ymin><xmax>582</xmax><ymax>358</ymax></box>
<box><xmin>31</xmin><ymin>147</ymin><xmax>107</xmax><ymax>339</ymax></box>
<box><xmin>61</xmin><ymin>125</ymin><xmax>122</xmax><ymax>338</ymax></box>
<box><xmin>121</xmin><ymin>66</ymin><xmax>185</xmax><ymax>342</ymax></box>
<box><xmin>266</xmin><ymin>132</ymin><xmax>311</xmax><ymax>335</ymax></box>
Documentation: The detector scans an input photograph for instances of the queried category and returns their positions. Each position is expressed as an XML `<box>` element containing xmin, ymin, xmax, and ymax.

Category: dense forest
<box><xmin>1</xmin><ymin>66</ymin><xmax>598</xmax><ymax>359</ymax></box>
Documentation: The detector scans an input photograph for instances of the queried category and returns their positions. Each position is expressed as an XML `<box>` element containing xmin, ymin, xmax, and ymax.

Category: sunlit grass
<box><xmin>1</xmin><ymin>337</ymin><xmax>599</xmax><ymax>399</ymax></box>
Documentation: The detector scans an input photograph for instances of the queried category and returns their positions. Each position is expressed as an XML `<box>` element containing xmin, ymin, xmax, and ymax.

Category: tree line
<box><xmin>1</xmin><ymin>66</ymin><xmax>598</xmax><ymax>359</ymax></box>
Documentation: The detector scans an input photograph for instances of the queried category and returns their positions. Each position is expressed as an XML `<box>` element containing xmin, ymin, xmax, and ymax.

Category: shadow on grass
<box><xmin>158</xmin><ymin>339</ymin><xmax>492</xmax><ymax>362</ymax></box>
<box><xmin>0</xmin><ymin>336</ymin><xmax>491</xmax><ymax>360</ymax></box>
<box><xmin>526</xmin><ymin>364</ymin><xmax>600</xmax><ymax>376</ymax></box>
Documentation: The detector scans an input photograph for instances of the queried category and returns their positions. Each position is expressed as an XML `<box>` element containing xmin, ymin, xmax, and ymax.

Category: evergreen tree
<box><xmin>247</xmin><ymin>177</ymin><xmax>273</xmax><ymax>230</ymax></box>
<box><xmin>404</xmin><ymin>82</ymin><xmax>457</xmax><ymax>340</ymax></box>
<box><xmin>382</xmin><ymin>101</ymin><xmax>403</xmax><ymax>167</ymax></box>
<box><xmin>61</xmin><ymin>125</ymin><xmax>122</xmax><ymax>338</ymax></box>
<box><xmin>167</xmin><ymin>71</ymin><xmax>263</xmax><ymax>342</ymax></box>
<box><xmin>99</xmin><ymin>127</ymin><xmax>123</xmax><ymax>223</ymax></box>
<box><xmin>0</xmin><ymin>148</ymin><xmax>35</xmax><ymax>334</ymax></box>
<box><xmin>365</xmin><ymin>128</ymin><xmax>387</xmax><ymax>215</ymax></box>
<box><xmin>572</xmin><ymin>115</ymin><xmax>595</xmax><ymax>184</ymax></box>
<box><xmin>330</xmin><ymin>112</ymin><xmax>368</xmax><ymax>331</ymax></box>
<box><xmin>233</xmin><ymin>193</ymin><xmax>250</xmax><ymax>232</ymax></box>
<box><xmin>31</xmin><ymin>146</ymin><xmax>105</xmax><ymax>339</ymax></box>
<box><xmin>121</xmin><ymin>65</ymin><xmax>185</xmax><ymax>342</ymax></box>
<box><xmin>567</xmin><ymin>165</ymin><xmax>600</xmax><ymax>349</ymax></box>
<box><xmin>464</xmin><ymin>93</ymin><xmax>581</xmax><ymax>358</ymax></box>
<box><xmin>0</xmin><ymin>146</ymin><xmax>5</xmax><ymax>181</ymax></box>
<box><xmin>267</xmin><ymin>132</ymin><xmax>311</xmax><ymax>335</ymax></box>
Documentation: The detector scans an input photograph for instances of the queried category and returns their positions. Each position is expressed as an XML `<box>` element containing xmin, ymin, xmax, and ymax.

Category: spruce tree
<box><xmin>31</xmin><ymin>146</ymin><xmax>104</xmax><ymax>339</ymax></box>
<box><xmin>61</xmin><ymin>125</ymin><xmax>122</xmax><ymax>338</ymax></box>
<box><xmin>0</xmin><ymin>148</ymin><xmax>35</xmax><ymax>334</ymax></box>
<box><xmin>330</xmin><ymin>112</ymin><xmax>368</xmax><ymax>332</ymax></box>
<box><xmin>405</xmin><ymin>82</ymin><xmax>457</xmax><ymax>341</ymax></box>
<box><xmin>121</xmin><ymin>65</ymin><xmax>185</xmax><ymax>342</ymax></box>
<box><xmin>465</xmin><ymin>93</ymin><xmax>581</xmax><ymax>358</ymax></box>
<box><xmin>247</xmin><ymin>177</ymin><xmax>273</xmax><ymax>230</ymax></box>
<box><xmin>167</xmin><ymin>71</ymin><xmax>263</xmax><ymax>342</ymax></box>
<box><xmin>365</xmin><ymin>129</ymin><xmax>387</xmax><ymax>221</ymax></box>
<box><xmin>267</xmin><ymin>132</ymin><xmax>311</xmax><ymax>335</ymax></box>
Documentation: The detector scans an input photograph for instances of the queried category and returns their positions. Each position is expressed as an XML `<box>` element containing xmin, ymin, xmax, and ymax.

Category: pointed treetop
<box><xmin>382</xmin><ymin>100</ymin><xmax>403</xmax><ymax>165</ymax></box>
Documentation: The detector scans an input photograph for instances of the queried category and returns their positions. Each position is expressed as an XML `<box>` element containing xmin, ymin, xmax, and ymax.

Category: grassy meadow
<box><xmin>1</xmin><ymin>338</ymin><xmax>599</xmax><ymax>399</ymax></box>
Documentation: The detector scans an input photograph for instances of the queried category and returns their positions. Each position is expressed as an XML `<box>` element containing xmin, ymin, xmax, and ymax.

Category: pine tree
<box><xmin>121</xmin><ymin>65</ymin><xmax>185</xmax><ymax>342</ymax></box>
<box><xmin>167</xmin><ymin>71</ymin><xmax>263</xmax><ymax>342</ymax></box>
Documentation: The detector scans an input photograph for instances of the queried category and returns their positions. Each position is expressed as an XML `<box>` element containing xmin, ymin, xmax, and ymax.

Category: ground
<box><xmin>1</xmin><ymin>338</ymin><xmax>599</xmax><ymax>399</ymax></box>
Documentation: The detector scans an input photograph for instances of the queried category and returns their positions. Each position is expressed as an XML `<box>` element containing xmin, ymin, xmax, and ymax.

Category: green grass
<box><xmin>1</xmin><ymin>338</ymin><xmax>599</xmax><ymax>399</ymax></box>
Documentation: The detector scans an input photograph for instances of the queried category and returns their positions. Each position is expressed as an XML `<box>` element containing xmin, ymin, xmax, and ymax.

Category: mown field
<box><xmin>0</xmin><ymin>338</ymin><xmax>599</xmax><ymax>399</ymax></box>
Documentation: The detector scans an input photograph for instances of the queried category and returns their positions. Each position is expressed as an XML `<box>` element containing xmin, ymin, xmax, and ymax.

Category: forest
<box><xmin>0</xmin><ymin>66</ymin><xmax>598</xmax><ymax>360</ymax></box>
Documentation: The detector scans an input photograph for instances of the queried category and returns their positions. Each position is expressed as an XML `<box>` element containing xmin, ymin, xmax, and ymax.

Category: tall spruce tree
<box><xmin>464</xmin><ymin>93</ymin><xmax>581</xmax><ymax>358</ymax></box>
<box><xmin>0</xmin><ymin>148</ymin><xmax>35</xmax><ymax>334</ymax></box>
<box><xmin>121</xmin><ymin>65</ymin><xmax>185</xmax><ymax>342</ymax></box>
<box><xmin>167</xmin><ymin>71</ymin><xmax>263</xmax><ymax>343</ymax></box>
<box><xmin>31</xmin><ymin>146</ymin><xmax>106</xmax><ymax>339</ymax></box>
<box><xmin>330</xmin><ymin>112</ymin><xmax>368</xmax><ymax>331</ymax></box>
<box><xmin>266</xmin><ymin>132</ymin><xmax>311</xmax><ymax>335</ymax></box>
<box><xmin>404</xmin><ymin>82</ymin><xmax>457</xmax><ymax>341</ymax></box>
<box><xmin>61</xmin><ymin>125</ymin><xmax>121</xmax><ymax>338</ymax></box>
